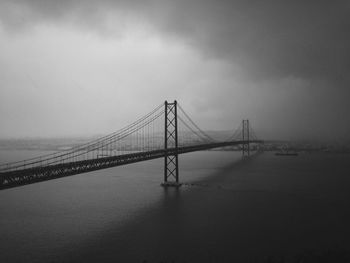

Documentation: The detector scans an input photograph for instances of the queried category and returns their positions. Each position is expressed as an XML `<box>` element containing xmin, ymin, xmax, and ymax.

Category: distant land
<box><xmin>0</xmin><ymin>132</ymin><xmax>349</xmax><ymax>154</ymax></box>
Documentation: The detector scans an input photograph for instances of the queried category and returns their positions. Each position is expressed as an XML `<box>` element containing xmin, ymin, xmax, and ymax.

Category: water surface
<box><xmin>1</xmin><ymin>151</ymin><xmax>350</xmax><ymax>262</ymax></box>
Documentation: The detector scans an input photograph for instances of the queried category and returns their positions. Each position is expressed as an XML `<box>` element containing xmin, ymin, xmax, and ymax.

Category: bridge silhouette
<box><xmin>0</xmin><ymin>101</ymin><xmax>263</xmax><ymax>190</ymax></box>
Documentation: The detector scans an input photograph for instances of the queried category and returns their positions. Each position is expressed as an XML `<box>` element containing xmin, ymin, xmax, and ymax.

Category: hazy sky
<box><xmin>0</xmin><ymin>0</ymin><xmax>349</xmax><ymax>140</ymax></box>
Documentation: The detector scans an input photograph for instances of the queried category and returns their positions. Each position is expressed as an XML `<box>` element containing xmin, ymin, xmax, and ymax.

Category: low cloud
<box><xmin>0</xmin><ymin>0</ymin><xmax>349</xmax><ymax>139</ymax></box>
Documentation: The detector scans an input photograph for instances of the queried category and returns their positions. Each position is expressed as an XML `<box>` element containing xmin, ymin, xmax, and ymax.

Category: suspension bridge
<box><xmin>0</xmin><ymin>101</ymin><xmax>263</xmax><ymax>190</ymax></box>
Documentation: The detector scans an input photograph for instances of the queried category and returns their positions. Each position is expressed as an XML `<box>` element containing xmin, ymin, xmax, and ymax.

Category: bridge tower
<box><xmin>242</xmin><ymin>119</ymin><xmax>250</xmax><ymax>157</ymax></box>
<box><xmin>162</xmin><ymin>100</ymin><xmax>181</xmax><ymax>187</ymax></box>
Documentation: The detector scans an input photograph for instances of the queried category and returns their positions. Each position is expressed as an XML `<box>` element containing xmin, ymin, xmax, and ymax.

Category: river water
<box><xmin>1</xmin><ymin>150</ymin><xmax>350</xmax><ymax>262</ymax></box>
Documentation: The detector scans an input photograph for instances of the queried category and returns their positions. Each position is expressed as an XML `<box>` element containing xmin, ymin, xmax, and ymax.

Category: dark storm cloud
<box><xmin>154</xmin><ymin>0</ymin><xmax>350</xmax><ymax>82</ymax></box>
<box><xmin>1</xmin><ymin>0</ymin><xmax>350</xmax><ymax>139</ymax></box>
<box><xmin>1</xmin><ymin>0</ymin><xmax>349</xmax><ymax>82</ymax></box>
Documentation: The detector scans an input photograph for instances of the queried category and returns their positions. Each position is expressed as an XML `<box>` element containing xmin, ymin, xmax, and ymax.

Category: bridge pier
<box><xmin>161</xmin><ymin>100</ymin><xmax>182</xmax><ymax>187</ymax></box>
<box><xmin>242</xmin><ymin>119</ymin><xmax>250</xmax><ymax>157</ymax></box>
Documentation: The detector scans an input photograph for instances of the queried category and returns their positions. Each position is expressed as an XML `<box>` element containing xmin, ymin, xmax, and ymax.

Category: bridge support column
<box><xmin>162</xmin><ymin>100</ymin><xmax>181</xmax><ymax>187</ymax></box>
<box><xmin>242</xmin><ymin>119</ymin><xmax>250</xmax><ymax>157</ymax></box>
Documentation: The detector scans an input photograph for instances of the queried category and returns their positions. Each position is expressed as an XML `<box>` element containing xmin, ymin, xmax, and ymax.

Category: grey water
<box><xmin>1</xmin><ymin>150</ymin><xmax>350</xmax><ymax>262</ymax></box>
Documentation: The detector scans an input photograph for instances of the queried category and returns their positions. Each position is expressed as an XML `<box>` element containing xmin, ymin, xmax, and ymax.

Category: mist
<box><xmin>0</xmin><ymin>0</ymin><xmax>349</xmax><ymax>140</ymax></box>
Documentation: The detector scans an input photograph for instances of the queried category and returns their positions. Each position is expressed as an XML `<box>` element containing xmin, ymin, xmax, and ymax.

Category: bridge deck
<box><xmin>0</xmin><ymin>140</ymin><xmax>262</xmax><ymax>190</ymax></box>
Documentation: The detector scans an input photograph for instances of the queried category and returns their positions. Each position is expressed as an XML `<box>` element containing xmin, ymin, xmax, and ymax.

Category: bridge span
<box><xmin>0</xmin><ymin>101</ymin><xmax>263</xmax><ymax>190</ymax></box>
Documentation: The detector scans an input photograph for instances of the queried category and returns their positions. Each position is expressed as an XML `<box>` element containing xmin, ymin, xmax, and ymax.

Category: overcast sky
<box><xmin>0</xmin><ymin>0</ymin><xmax>349</xmax><ymax>140</ymax></box>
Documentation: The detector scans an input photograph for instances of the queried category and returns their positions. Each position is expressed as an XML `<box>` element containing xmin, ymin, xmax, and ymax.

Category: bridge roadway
<box><xmin>0</xmin><ymin>140</ymin><xmax>262</xmax><ymax>190</ymax></box>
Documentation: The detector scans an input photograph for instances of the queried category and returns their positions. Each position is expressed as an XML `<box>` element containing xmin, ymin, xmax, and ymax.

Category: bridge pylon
<box><xmin>161</xmin><ymin>100</ymin><xmax>181</xmax><ymax>187</ymax></box>
<box><xmin>242</xmin><ymin>119</ymin><xmax>250</xmax><ymax>157</ymax></box>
